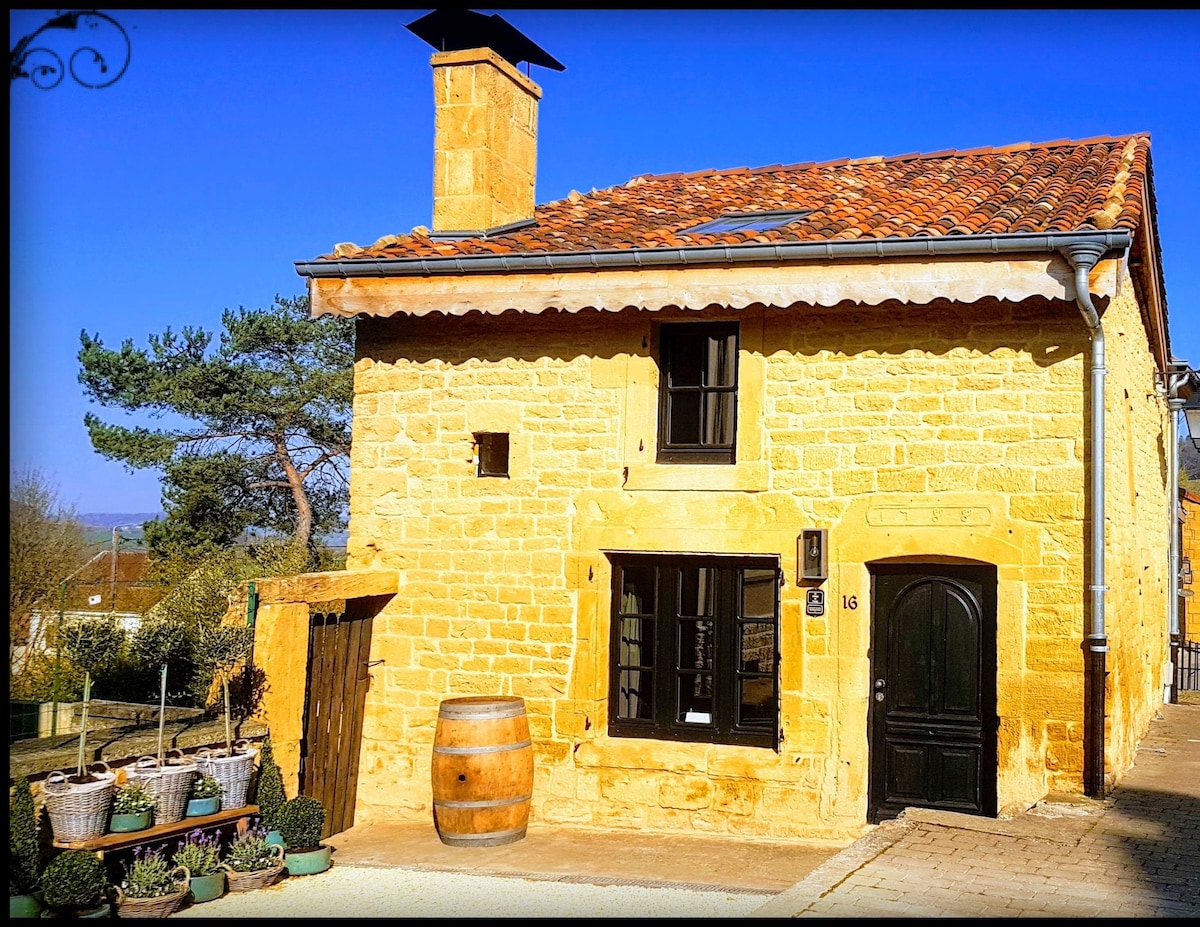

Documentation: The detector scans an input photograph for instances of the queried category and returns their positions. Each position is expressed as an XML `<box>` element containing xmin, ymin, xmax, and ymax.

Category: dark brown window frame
<box><xmin>656</xmin><ymin>321</ymin><xmax>739</xmax><ymax>464</ymax></box>
<box><xmin>608</xmin><ymin>552</ymin><xmax>780</xmax><ymax>749</ymax></box>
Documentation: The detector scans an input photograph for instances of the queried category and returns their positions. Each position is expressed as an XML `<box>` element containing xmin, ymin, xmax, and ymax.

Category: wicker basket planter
<box><xmin>221</xmin><ymin>845</ymin><xmax>285</xmax><ymax>893</ymax></box>
<box><xmin>114</xmin><ymin>873</ymin><xmax>190</xmax><ymax>919</ymax></box>
<box><xmin>41</xmin><ymin>763</ymin><xmax>116</xmax><ymax>843</ymax></box>
<box><xmin>197</xmin><ymin>741</ymin><xmax>257</xmax><ymax>810</ymax></box>
<box><xmin>126</xmin><ymin>752</ymin><xmax>199</xmax><ymax>825</ymax></box>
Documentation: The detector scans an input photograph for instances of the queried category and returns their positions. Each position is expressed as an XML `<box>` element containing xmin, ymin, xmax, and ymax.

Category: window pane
<box><xmin>678</xmin><ymin>568</ymin><xmax>715</xmax><ymax>618</ymax></box>
<box><xmin>702</xmin><ymin>391</ymin><xmax>735</xmax><ymax>446</ymax></box>
<box><xmin>677</xmin><ymin>673</ymin><xmax>713</xmax><ymax>723</ymax></box>
<box><xmin>739</xmin><ymin>622</ymin><xmax>775</xmax><ymax>672</ymax></box>
<box><xmin>677</xmin><ymin>618</ymin><xmax>714</xmax><ymax>671</ymax></box>
<box><xmin>738</xmin><ymin>677</ymin><xmax>775</xmax><ymax>728</ymax></box>
<box><xmin>706</xmin><ymin>333</ymin><xmax>737</xmax><ymax>387</ymax></box>
<box><xmin>742</xmin><ymin>569</ymin><xmax>775</xmax><ymax>618</ymax></box>
<box><xmin>667</xmin><ymin>392</ymin><xmax>701</xmax><ymax>445</ymax></box>
<box><xmin>618</xmin><ymin>669</ymin><xmax>653</xmax><ymax>720</ymax></box>
<box><xmin>667</xmin><ymin>332</ymin><xmax>704</xmax><ymax>387</ymax></box>
<box><xmin>619</xmin><ymin>566</ymin><xmax>655</xmax><ymax>615</ymax></box>
<box><xmin>618</xmin><ymin>616</ymin><xmax>653</xmax><ymax>666</ymax></box>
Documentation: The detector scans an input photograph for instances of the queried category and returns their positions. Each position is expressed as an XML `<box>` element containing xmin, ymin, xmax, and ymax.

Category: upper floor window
<box><xmin>657</xmin><ymin>322</ymin><xmax>739</xmax><ymax>464</ymax></box>
<box><xmin>609</xmin><ymin>553</ymin><xmax>779</xmax><ymax>749</ymax></box>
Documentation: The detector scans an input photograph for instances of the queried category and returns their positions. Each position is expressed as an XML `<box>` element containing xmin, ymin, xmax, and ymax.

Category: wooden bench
<box><xmin>52</xmin><ymin>805</ymin><xmax>260</xmax><ymax>858</ymax></box>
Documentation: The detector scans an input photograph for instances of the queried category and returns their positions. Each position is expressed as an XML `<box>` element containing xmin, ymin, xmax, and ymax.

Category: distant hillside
<box><xmin>79</xmin><ymin>513</ymin><xmax>163</xmax><ymax>530</ymax></box>
<box><xmin>79</xmin><ymin>514</ymin><xmax>161</xmax><ymax>548</ymax></box>
<box><xmin>77</xmin><ymin>513</ymin><xmax>347</xmax><ymax>550</ymax></box>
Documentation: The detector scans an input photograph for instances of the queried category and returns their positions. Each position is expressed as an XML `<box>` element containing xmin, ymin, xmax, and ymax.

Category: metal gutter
<box><xmin>295</xmin><ymin>230</ymin><xmax>1133</xmax><ymax>279</ymax></box>
<box><xmin>1059</xmin><ymin>240</ymin><xmax>1110</xmax><ymax>799</ymax></box>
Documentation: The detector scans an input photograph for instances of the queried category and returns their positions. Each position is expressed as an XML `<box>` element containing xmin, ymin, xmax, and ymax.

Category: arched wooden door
<box><xmin>868</xmin><ymin>564</ymin><xmax>997</xmax><ymax>823</ymax></box>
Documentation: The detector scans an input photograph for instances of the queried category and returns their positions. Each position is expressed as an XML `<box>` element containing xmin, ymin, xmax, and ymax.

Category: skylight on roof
<box><xmin>680</xmin><ymin>209</ymin><xmax>813</xmax><ymax>236</ymax></box>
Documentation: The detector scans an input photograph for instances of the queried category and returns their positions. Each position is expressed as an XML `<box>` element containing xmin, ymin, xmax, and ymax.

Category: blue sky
<box><xmin>10</xmin><ymin>8</ymin><xmax>1200</xmax><ymax>514</ymax></box>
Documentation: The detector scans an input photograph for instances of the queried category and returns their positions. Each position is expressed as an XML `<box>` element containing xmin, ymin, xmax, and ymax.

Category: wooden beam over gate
<box><xmin>250</xmin><ymin>569</ymin><xmax>400</xmax><ymax>604</ymax></box>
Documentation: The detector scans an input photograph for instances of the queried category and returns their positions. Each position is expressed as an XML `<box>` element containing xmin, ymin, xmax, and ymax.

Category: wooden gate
<box><xmin>299</xmin><ymin>595</ymin><xmax>388</xmax><ymax>838</ymax></box>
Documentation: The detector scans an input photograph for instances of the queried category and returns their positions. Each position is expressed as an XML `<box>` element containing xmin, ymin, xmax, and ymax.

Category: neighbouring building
<box><xmin>1182</xmin><ymin>488</ymin><xmax>1200</xmax><ymax>645</ymax></box>
<box><xmin>251</xmin><ymin>14</ymin><xmax>1179</xmax><ymax>843</ymax></box>
<box><xmin>12</xmin><ymin>547</ymin><xmax>162</xmax><ymax>675</ymax></box>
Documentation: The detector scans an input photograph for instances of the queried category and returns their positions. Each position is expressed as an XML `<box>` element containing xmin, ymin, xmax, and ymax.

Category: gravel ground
<box><xmin>172</xmin><ymin>866</ymin><xmax>769</xmax><ymax>918</ymax></box>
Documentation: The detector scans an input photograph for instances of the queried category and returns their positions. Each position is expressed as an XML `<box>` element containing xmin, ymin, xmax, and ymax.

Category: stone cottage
<box><xmin>259</xmin><ymin>17</ymin><xmax>1178</xmax><ymax>842</ymax></box>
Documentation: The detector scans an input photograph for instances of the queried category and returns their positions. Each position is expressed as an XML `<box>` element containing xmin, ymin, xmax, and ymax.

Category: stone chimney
<box><xmin>430</xmin><ymin>47</ymin><xmax>542</xmax><ymax>233</ymax></box>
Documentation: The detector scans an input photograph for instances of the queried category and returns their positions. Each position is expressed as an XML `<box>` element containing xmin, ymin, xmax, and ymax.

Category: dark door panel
<box><xmin>869</xmin><ymin>564</ymin><xmax>997</xmax><ymax>822</ymax></box>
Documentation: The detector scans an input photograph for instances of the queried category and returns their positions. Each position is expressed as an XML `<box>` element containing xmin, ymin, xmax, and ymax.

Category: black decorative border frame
<box><xmin>10</xmin><ymin>9</ymin><xmax>130</xmax><ymax>90</ymax></box>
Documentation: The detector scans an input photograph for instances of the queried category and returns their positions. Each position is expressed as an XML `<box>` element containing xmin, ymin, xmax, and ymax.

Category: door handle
<box><xmin>874</xmin><ymin>679</ymin><xmax>886</xmax><ymax>689</ymax></box>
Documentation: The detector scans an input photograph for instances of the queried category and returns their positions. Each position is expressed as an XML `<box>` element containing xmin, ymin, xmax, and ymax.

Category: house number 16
<box><xmin>842</xmin><ymin>595</ymin><xmax>858</xmax><ymax>610</ymax></box>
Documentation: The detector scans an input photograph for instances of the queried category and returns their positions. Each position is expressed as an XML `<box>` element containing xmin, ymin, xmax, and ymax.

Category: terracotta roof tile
<box><xmin>313</xmin><ymin>136</ymin><xmax>1152</xmax><ymax>263</ymax></box>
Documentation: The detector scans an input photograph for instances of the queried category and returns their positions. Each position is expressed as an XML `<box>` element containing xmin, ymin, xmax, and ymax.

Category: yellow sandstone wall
<box><xmin>1100</xmin><ymin>283</ymin><xmax>1173</xmax><ymax>782</ymax></box>
<box><xmin>339</xmin><ymin>280</ymin><xmax>1169</xmax><ymax>839</ymax></box>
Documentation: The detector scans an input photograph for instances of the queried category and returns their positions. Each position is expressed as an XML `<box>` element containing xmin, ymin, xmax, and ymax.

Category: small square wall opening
<box><xmin>475</xmin><ymin>432</ymin><xmax>510</xmax><ymax>478</ymax></box>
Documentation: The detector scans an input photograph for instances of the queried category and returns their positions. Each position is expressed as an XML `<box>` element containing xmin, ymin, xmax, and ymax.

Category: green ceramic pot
<box><xmin>283</xmin><ymin>845</ymin><xmax>332</xmax><ymax>877</ymax></box>
<box><xmin>9</xmin><ymin>892</ymin><xmax>44</xmax><ymax>919</ymax></box>
<box><xmin>108</xmin><ymin>811</ymin><xmax>151</xmax><ymax>833</ymax></box>
<box><xmin>41</xmin><ymin>903</ymin><xmax>111</xmax><ymax>918</ymax></box>
<box><xmin>187</xmin><ymin>871</ymin><xmax>225</xmax><ymax>904</ymax></box>
<box><xmin>265</xmin><ymin>829</ymin><xmax>285</xmax><ymax>849</ymax></box>
<box><xmin>185</xmin><ymin>796</ymin><xmax>220</xmax><ymax>817</ymax></box>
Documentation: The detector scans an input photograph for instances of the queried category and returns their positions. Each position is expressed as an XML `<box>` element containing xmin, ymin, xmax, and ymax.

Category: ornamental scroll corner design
<box><xmin>10</xmin><ymin>9</ymin><xmax>130</xmax><ymax>90</ymax></box>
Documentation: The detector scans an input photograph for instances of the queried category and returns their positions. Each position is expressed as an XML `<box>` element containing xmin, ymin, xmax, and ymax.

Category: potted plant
<box><xmin>254</xmin><ymin>736</ymin><xmax>286</xmax><ymax>847</ymax></box>
<box><xmin>109</xmin><ymin>780</ymin><xmax>156</xmax><ymax>833</ymax></box>
<box><xmin>126</xmin><ymin>621</ymin><xmax>199</xmax><ymax>824</ymax></box>
<box><xmin>42</xmin><ymin>617</ymin><xmax>123</xmax><ymax>842</ymax></box>
<box><xmin>172</xmin><ymin>829</ymin><xmax>225</xmax><ymax>904</ymax></box>
<box><xmin>194</xmin><ymin>625</ymin><xmax>257</xmax><ymax>809</ymax></box>
<box><xmin>220</xmin><ymin>824</ymin><xmax>285</xmax><ymax>892</ymax></box>
<box><xmin>186</xmin><ymin>773</ymin><xmax>223</xmax><ymax>817</ymax></box>
<box><xmin>40</xmin><ymin>850</ymin><xmax>110</xmax><ymax>919</ymax></box>
<box><xmin>277</xmin><ymin>795</ymin><xmax>332</xmax><ymax>876</ymax></box>
<box><xmin>114</xmin><ymin>845</ymin><xmax>189</xmax><ymax>918</ymax></box>
<box><xmin>9</xmin><ymin>776</ymin><xmax>43</xmax><ymax>918</ymax></box>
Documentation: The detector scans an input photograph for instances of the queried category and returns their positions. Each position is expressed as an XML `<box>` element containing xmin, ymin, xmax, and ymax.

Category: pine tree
<box><xmin>78</xmin><ymin>294</ymin><xmax>353</xmax><ymax>557</ymax></box>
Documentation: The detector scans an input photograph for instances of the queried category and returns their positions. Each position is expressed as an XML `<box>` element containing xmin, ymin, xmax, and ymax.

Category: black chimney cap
<box><xmin>406</xmin><ymin>9</ymin><xmax>565</xmax><ymax>73</ymax></box>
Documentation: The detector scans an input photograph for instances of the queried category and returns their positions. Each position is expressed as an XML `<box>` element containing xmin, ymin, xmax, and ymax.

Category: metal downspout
<box><xmin>1167</xmin><ymin>399</ymin><xmax>1181</xmax><ymax>704</ymax></box>
<box><xmin>1060</xmin><ymin>240</ymin><xmax>1109</xmax><ymax>798</ymax></box>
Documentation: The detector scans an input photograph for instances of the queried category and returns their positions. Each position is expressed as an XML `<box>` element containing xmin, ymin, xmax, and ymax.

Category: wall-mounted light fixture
<box><xmin>1184</xmin><ymin>390</ymin><xmax>1200</xmax><ymax>452</ymax></box>
<box><xmin>798</xmin><ymin>529</ymin><xmax>827</xmax><ymax>582</ymax></box>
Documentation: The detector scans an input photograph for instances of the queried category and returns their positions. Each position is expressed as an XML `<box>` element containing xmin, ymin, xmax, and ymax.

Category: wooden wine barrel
<box><xmin>431</xmin><ymin>696</ymin><xmax>533</xmax><ymax>847</ymax></box>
